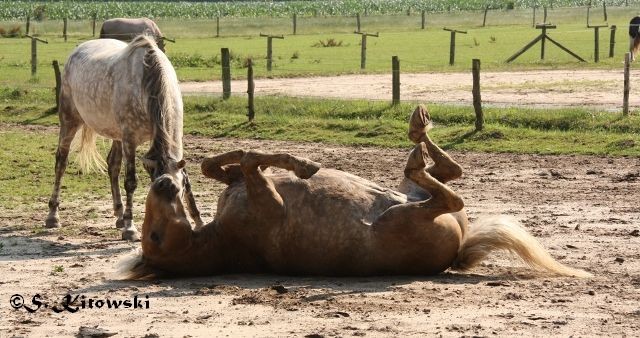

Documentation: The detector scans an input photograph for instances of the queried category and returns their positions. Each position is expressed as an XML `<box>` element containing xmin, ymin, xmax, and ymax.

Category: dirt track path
<box><xmin>1</xmin><ymin>125</ymin><xmax>639</xmax><ymax>337</ymax></box>
<box><xmin>181</xmin><ymin>69</ymin><xmax>640</xmax><ymax>110</ymax></box>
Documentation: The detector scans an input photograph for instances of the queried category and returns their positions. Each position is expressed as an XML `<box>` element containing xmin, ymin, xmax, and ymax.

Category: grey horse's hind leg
<box><xmin>120</xmin><ymin>139</ymin><xmax>141</xmax><ymax>241</ymax></box>
<box><xmin>46</xmin><ymin>94</ymin><xmax>82</xmax><ymax>228</ymax></box>
<box><xmin>107</xmin><ymin>141</ymin><xmax>125</xmax><ymax>229</ymax></box>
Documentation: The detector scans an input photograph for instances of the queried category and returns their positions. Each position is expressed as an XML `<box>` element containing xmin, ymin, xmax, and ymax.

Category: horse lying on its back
<box><xmin>119</xmin><ymin>106</ymin><xmax>591</xmax><ymax>279</ymax></box>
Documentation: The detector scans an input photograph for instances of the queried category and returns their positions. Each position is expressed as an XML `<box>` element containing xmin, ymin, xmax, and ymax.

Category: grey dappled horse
<box><xmin>45</xmin><ymin>35</ymin><xmax>202</xmax><ymax>240</ymax></box>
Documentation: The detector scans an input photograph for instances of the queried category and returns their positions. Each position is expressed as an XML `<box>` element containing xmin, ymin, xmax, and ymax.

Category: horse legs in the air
<box><xmin>408</xmin><ymin>105</ymin><xmax>462</xmax><ymax>184</ymax></box>
<box><xmin>202</xmin><ymin>150</ymin><xmax>321</xmax><ymax>223</ymax></box>
<box><xmin>45</xmin><ymin>94</ymin><xmax>82</xmax><ymax>228</ymax></box>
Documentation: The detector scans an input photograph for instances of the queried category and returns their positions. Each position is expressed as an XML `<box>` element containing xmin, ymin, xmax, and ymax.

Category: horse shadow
<box><xmin>0</xmin><ymin>225</ymin><xmax>134</xmax><ymax>261</ymax></box>
<box><xmin>73</xmin><ymin>270</ymin><xmax>526</xmax><ymax>300</ymax></box>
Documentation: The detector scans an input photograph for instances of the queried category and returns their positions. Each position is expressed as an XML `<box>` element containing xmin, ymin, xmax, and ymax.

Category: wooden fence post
<box><xmin>483</xmin><ymin>6</ymin><xmax>489</xmax><ymax>27</ymax></box>
<box><xmin>532</xmin><ymin>6</ymin><xmax>536</xmax><ymax>27</ymax></box>
<box><xmin>216</xmin><ymin>16</ymin><xmax>220</xmax><ymax>38</ymax></box>
<box><xmin>421</xmin><ymin>10</ymin><xmax>426</xmax><ymax>29</ymax></box>
<box><xmin>444</xmin><ymin>28</ymin><xmax>467</xmax><ymax>65</ymax></box>
<box><xmin>31</xmin><ymin>38</ymin><xmax>37</xmax><ymax>75</ymax></box>
<box><xmin>623</xmin><ymin>52</ymin><xmax>630</xmax><ymax>116</ymax></box>
<box><xmin>293</xmin><ymin>13</ymin><xmax>297</xmax><ymax>35</ymax></box>
<box><xmin>392</xmin><ymin>56</ymin><xmax>400</xmax><ymax>105</ymax></box>
<box><xmin>541</xmin><ymin>25</ymin><xmax>547</xmax><ymax>59</ymax></box>
<box><xmin>26</xmin><ymin>35</ymin><xmax>48</xmax><ymax>77</ymax></box>
<box><xmin>543</xmin><ymin>6</ymin><xmax>548</xmax><ymax>23</ymax></box>
<box><xmin>595</xmin><ymin>26</ymin><xmax>600</xmax><ymax>62</ymax></box>
<box><xmin>609</xmin><ymin>25</ymin><xmax>616</xmax><ymax>58</ymax></box>
<box><xmin>26</xmin><ymin>15</ymin><xmax>30</xmax><ymax>35</ymax></box>
<box><xmin>356</xmin><ymin>13</ymin><xmax>361</xmax><ymax>33</ymax></box>
<box><xmin>63</xmin><ymin>18</ymin><xmax>68</xmax><ymax>42</ymax></box>
<box><xmin>355</xmin><ymin>32</ymin><xmax>378</xmax><ymax>70</ymax></box>
<box><xmin>92</xmin><ymin>13</ymin><xmax>96</xmax><ymax>37</ymax></box>
<box><xmin>361</xmin><ymin>34</ymin><xmax>367</xmax><ymax>69</ymax></box>
<box><xmin>221</xmin><ymin>48</ymin><xmax>231</xmax><ymax>100</ymax></box>
<box><xmin>603</xmin><ymin>1</ymin><xmax>607</xmax><ymax>22</ymax></box>
<box><xmin>472</xmin><ymin>59</ymin><xmax>484</xmax><ymax>131</ymax></box>
<box><xmin>53</xmin><ymin>60</ymin><xmax>61</xmax><ymax>111</ymax></box>
<box><xmin>260</xmin><ymin>33</ymin><xmax>284</xmax><ymax>71</ymax></box>
<box><xmin>247</xmin><ymin>59</ymin><xmax>255</xmax><ymax>121</ymax></box>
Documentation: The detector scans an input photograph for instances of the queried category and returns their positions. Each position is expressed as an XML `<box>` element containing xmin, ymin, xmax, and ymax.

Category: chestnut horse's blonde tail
<box><xmin>450</xmin><ymin>216</ymin><xmax>591</xmax><ymax>277</ymax></box>
<box><xmin>70</xmin><ymin>125</ymin><xmax>106</xmax><ymax>173</ymax></box>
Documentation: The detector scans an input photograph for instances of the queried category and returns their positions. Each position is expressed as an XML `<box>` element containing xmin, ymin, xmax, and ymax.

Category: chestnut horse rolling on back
<box><xmin>45</xmin><ymin>35</ymin><xmax>202</xmax><ymax>241</ymax></box>
<box><xmin>121</xmin><ymin>106</ymin><xmax>590</xmax><ymax>278</ymax></box>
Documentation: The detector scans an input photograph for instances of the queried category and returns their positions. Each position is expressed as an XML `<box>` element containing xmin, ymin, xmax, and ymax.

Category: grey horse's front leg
<box><xmin>182</xmin><ymin>169</ymin><xmax>203</xmax><ymax>229</ymax></box>
<box><xmin>121</xmin><ymin>141</ymin><xmax>141</xmax><ymax>241</ymax></box>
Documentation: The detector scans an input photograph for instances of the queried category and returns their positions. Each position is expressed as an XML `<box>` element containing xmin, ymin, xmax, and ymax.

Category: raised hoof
<box><xmin>121</xmin><ymin>228</ymin><xmax>141</xmax><ymax>242</ymax></box>
<box><xmin>405</xmin><ymin>143</ymin><xmax>429</xmax><ymax>174</ymax></box>
<box><xmin>408</xmin><ymin>105</ymin><xmax>432</xmax><ymax>144</ymax></box>
<box><xmin>115</xmin><ymin>218</ymin><xmax>125</xmax><ymax>229</ymax></box>
<box><xmin>45</xmin><ymin>216</ymin><xmax>61</xmax><ymax>228</ymax></box>
<box><xmin>293</xmin><ymin>159</ymin><xmax>321</xmax><ymax>179</ymax></box>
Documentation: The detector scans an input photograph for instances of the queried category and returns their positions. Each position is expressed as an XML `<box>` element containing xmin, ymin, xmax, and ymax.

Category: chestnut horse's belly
<box><xmin>219</xmin><ymin>169</ymin><xmax>465</xmax><ymax>276</ymax></box>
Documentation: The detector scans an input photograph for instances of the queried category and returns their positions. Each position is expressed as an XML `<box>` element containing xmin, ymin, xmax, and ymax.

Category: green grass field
<box><xmin>0</xmin><ymin>6</ymin><xmax>637</xmax><ymax>86</ymax></box>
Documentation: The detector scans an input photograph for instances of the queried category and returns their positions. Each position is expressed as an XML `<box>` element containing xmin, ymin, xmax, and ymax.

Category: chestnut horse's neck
<box><xmin>167</xmin><ymin>220</ymin><xmax>226</xmax><ymax>276</ymax></box>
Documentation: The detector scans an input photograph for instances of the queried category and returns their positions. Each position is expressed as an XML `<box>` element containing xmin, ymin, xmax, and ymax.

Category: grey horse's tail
<box><xmin>450</xmin><ymin>215</ymin><xmax>592</xmax><ymax>277</ymax></box>
<box><xmin>71</xmin><ymin>125</ymin><xmax>106</xmax><ymax>173</ymax></box>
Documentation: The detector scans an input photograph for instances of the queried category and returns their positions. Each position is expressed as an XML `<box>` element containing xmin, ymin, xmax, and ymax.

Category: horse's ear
<box><xmin>177</xmin><ymin>160</ymin><xmax>186</xmax><ymax>170</ymax></box>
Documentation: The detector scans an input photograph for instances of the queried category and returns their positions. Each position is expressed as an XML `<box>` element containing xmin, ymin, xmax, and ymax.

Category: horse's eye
<box><xmin>150</xmin><ymin>231</ymin><xmax>160</xmax><ymax>244</ymax></box>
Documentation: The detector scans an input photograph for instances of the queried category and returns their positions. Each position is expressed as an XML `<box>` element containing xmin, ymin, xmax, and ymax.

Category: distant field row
<box><xmin>0</xmin><ymin>0</ymin><xmax>636</xmax><ymax>20</ymax></box>
<box><xmin>1</xmin><ymin>21</ymin><xmax>637</xmax><ymax>85</ymax></box>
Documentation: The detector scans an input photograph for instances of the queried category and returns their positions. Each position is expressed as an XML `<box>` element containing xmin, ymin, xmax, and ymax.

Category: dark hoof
<box><xmin>115</xmin><ymin>218</ymin><xmax>125</xmax><ymax>229</ymax></box>
<box><xmin>294</xmin><ymin>159</ymin><xmax>321</xmax><ymax>179</ymax></box>
<box><xmin>121</xmin><ymin>228</ymin><xmax>141</xmax><ymax>242</ymax></box>
<box><xmin>45</xmin><ymin>216</ymin><xmax>61</xmax><ymax>228</ymax></box>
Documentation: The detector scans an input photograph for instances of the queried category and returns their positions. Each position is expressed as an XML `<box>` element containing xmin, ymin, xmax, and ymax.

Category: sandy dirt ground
<box><xmin>181</xmin><ymin>69</ymin><xmax>640</xmax><ymax>110</ymax></box>
<box><xmin>1</xmin><ymin>124</ymin><xmax>639</xmax><ymax>337</ymax></box>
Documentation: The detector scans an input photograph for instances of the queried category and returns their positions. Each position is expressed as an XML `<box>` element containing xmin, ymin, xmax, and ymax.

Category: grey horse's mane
<box><xmin>128</xmin><ymin>35</ymin><xmax>179</xmax><ymax>165</ymax></box>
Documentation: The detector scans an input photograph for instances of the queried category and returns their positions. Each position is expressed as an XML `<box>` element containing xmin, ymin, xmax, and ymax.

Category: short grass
<box><xmin>1</xmin><ymin>86</ymin><xmax>638</xmax><ymax>212</ymax></box>
<box><xmin>1</xmin><ymin>86</ymin><xmax>639</xmax><ymax>155</ymax></box>
<box><xmin>0</xmin><ymin>6</ymin><xmax>637</xmax><ymax>86</ymax></box>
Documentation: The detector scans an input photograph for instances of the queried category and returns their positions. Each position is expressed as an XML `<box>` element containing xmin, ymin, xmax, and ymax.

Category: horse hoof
<box><xmin>294</xmin><ymin>159</ymin><xmax>321</xmax><ymax>179</ymax></box>
<box><xmin>115</xmin><ymin>219</ymin><xmax>125</xmax><ymax>229</ymax></box>
<box><xmin>121</xmin><ymin>228</ymin><xmax>141</xmax><ymax>242</ymax></box>
<box><xmin>45</xmin><ymin>217</ymin><xmax>61</xmax><ymax>228</ymax></box>
<box><xmin>408</xmin><ymin>105</ymin><xmax>432</xmax><ymax>144</ymax></box>
<box><xmin>405</xmin><ymin>143</ymin><xmax>429</xmax><ymax>172</ymax></box>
